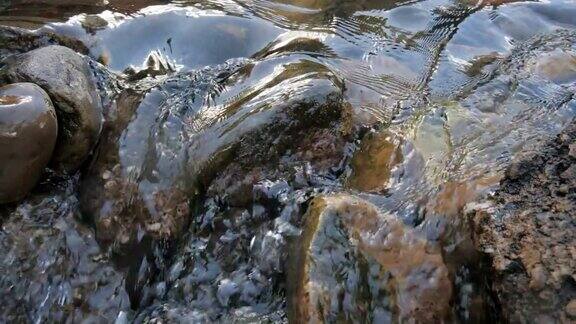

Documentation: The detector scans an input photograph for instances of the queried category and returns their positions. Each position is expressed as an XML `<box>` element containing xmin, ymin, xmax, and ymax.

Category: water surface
<box><xmin>1</xmin><ymin>0</ymin><xmax>575</xmax><ymax>322</ymax></box>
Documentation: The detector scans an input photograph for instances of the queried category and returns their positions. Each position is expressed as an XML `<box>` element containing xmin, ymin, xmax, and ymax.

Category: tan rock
<box><xmin>346</xmin><ymin>131</ymin><xmax>403</xmax><ymax>193</ymax></box>
<box><xmin>468</xmin><ymin>121</ymin><xmax>576</xmax><ymax>323</ymax></box>
<box><xmin>289</xmin><ymin>194</ymin><xmax>452</xmax><ymax>323</ymax></box>
<box><xmin>566</xmin><ymin>300</ymin><xmax>576</xmax><ymax>319</ymax></box>
<box><xmin>533</xmin><ymin>49</ymin><xmax>576</xmax><ymax>84</ymax></box>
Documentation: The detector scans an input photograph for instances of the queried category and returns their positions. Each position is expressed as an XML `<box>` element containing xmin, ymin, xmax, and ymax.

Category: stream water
<box><xmin>0</xmin><ymin>0</ymin><xmax>575</xmax><ymax>322</ymax></box>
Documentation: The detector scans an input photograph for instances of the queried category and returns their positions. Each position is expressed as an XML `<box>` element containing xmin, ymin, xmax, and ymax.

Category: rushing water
<box><xmin>1</xmin><ymin>0</ymin><xmax>575</xmax><ymax>322</ymax></box>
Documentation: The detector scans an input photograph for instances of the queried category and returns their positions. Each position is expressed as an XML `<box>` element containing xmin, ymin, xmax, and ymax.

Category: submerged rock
<box><xmin>0</xmin><ymin>45</ymin><xmax>103</xmax><ymax>172</ymax></box>
<box><xmin>531</xmin><ymin>49</ymin><xmax>576</xmax><ymax>84</ymax></box>
<box><xmin>289</xmin><ymin>194</ymin><xmax>452</xmax><ymax>323</ymax></box>
<box><xmin>346</xmin><ymin>130</ymin><xmax>403</xmax><ymax>193</ymax></box>
<box><xmin>0</xmin><ymin>83</ymin><xmax>57</xmax><ymax>203</ymax></box>
<box><xmin>0</xmin><ymin>0</ymin><xmax>575</xmax><ymax>322</ymax></box>
<box><xmin>0</xmin><ymin>179</ymin><xmax>130</xmax><ymax>322</ymax></box>
<box><xmin>80</xmin><ymin>58</ymin><xmax>351</xmax><ymax>250</ymax></box>
<box><xmin>468</xmin><ymin>120</ymin><xmax>576</xmax><ymax>323</ymax></box>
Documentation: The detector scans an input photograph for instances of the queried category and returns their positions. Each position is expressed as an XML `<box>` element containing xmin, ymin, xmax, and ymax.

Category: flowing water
<box><xmin>0</xmin><ymin>0</ymin><xmax>575</xmax><ymax>322</ymax></box>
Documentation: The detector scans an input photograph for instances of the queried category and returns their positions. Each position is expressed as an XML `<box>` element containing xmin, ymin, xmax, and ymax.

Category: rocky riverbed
<box><xmin>0</xmin><ymin>0</ymin><xmax>575</xmax><ymax>322</ymax></box>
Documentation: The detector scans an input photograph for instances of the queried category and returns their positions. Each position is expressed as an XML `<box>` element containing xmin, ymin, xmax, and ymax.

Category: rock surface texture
<box><xmin>1</xmin><ymin>1</ymin><xmax>576</xmax><ymax>322</ymax></box>
<box><xmin>469</xmin><ymin>120</ymin><xmax>576</xmax><ymax>323</ymax></box>
<box><xmin>80</xmin><ymin>59</ymin><xmax>351</xmax><ymax>250</ymax></box>
<box><xmin>0</xmin><ymin>179</ymin><xmax>130</xmax><ymax>322</ymax></box>
<box><xmin>0</xmin><ymin>83</ymin><xmax>58</xmax><ymax>203</ymax></box>
<box><xmin>0</xmin><ymin>45</ymin><xmax>103</xmax><ymax>172</ymax></box>
<box><xmin>0</xmin><ymin>25</ymin><xmax>89</xmax><ymax>61</ymax></box>
<box><xmin>289</xmin><ymin>195</ymin><xmax>452</xmax><ymax>323</ymax></box>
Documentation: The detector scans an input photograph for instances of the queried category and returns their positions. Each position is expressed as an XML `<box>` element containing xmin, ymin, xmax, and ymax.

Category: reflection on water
<box><xmin>1</xmin><ymin>0</ymin><xmax>576</xmax><ymax>322</ymax></box>
<box><xmin>61</xmin><ymin>9</ymin><xmax>283</xmax><ymax>71</ymax></box>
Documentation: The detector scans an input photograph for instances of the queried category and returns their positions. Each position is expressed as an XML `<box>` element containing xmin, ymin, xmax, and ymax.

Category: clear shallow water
<box><xmin>0</xmin><ymin>0</ymin><xmax>575</xmax><ymax>322</ymax></box>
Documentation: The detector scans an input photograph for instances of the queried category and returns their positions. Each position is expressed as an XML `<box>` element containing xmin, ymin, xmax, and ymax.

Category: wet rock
<box><xmin>532</xmin><ymin>49</ymin><xmax>576</xmax><ymax>84</ymax></box>
<box><xmin>123</xmin><ymin>51</ymin><xmax>174</xmax><ymax>81</ymax></box>
<box><xmin>346</xmin><ymin>130</ymin><xmax>403</xmax><ymax>193</ymax></box>
<box><xmin>186</xmin><ymin>63</ymin><xmax>350</xmax><ymax>188</ymax></box>
<box><xmin>0</xmin><ymin>83</ymin><xmax>57</xmax><ymax>203</ymax></box>
<box><xmin>207</xmin><ymin>124</ymin><xmax>351</xmax><ymax>208</ymax></box>
<box><xmin>135</xmin><ymin>301</ymin><xmax>286</xmax><ymax>323</ymax></box>
<box><xmin>0</xmin><ymin>25</ymin><xmax>89</xmax><ymax>61</ymax></box>
<box><xmin>80</xmin><ymin>58</ymin><xmax>351</xmax><ymax>250</ymax></box>
<box><xmin>403</xmin><ymin>30</ymin><xmax>576</xmax><ymax>196</ymax></box>
<box><xmin>1</xmin><ymin>45</ymin><xmax>103</xmax><ymax>172</ymax></box>
<box><xmin>566</xmin><ymin>300</ymin><xmax>576</xmax><ymax>319</ymax></box>
<box><xmin>289</xmin><ymin>194</ymin><xmax>452</xmax><ymax>323</ymax></box>
<box><xmin>81</xmin><ymin>14</ymin><xmax>109</xmax><ymax>34</ymax></box>
<box><xmin>132</xmin><ymin>186</ymin><xmax>313</xmax><ymax>321</ymax></box>
<box><xmin>468</xmin><ymin>120</ymin><xmax>576</xmax><ymax>323</ymax></box>
<box><xmin>0</xmin><ymin>179</ymin><xmax>130</xmax><ymax>322</ymax></box>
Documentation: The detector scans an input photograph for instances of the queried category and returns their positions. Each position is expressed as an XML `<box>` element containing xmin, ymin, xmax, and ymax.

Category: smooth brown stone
<box><xmin>1</xmin><ymin>45</ymin><xmax>103</xmax><ymax>173</ymax></box>
<box><xmin>0</xmin><ymin>83</ymin><xmax>57</xmax><ymax>203</ymax></box>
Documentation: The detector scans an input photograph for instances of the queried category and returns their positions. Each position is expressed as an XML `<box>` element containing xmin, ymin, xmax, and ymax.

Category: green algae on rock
<box><xmin>0</xmin><ymin>83</ymin><xmax>57</xmax><ymax>204</ymax></box>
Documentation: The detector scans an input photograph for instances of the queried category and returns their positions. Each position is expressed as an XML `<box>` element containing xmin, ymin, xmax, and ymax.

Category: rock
<box><xmin>346</xmin><ymin>130</ymin><xmax>403</xmax><ymax>193</ymax></box>
<box><xmin>1</xmin><ymin>45</ymin><xmax>103</xmax><ymax>172</ymax></box>
<box><xmin>469</xmin><ymin>120</ymin><xmax>576</xmax><ymax>323</ymax></box>
<box><xmin>0</xmin><ymin>83</ymin><xmax>57</xmax><ymax>203</ymax></box>
<box><xmin>569</xmin><ymin>143</ymin><xmax>576</xmax><ymax>158</ymax></box>
<box><xmin>123</xmin><ymin>51</ymin><xmax>174</xmax><ymax>81</ymax></box>
<box><xmin>0</xmin><ymin>25</ymin><xmax>89</xmax><ymax>61</ymax></box>
<box><xmin>101</xmin><ymin>60</ymin><xmax>354</xmax><ymax>318</ymax></box>
<box><xmin>532</xmin><ymin>49</ymin><xmax>576</xmax><ymax>84</ymax></box>
<box><xmin>289</xmin><ymin>194</ymin><xmax>452</xmax><ymax>323</ymax></box>
<box><xmin>80</xmin><ymin>59</ymin><xmax>351</xmax><ymax>250</ymax></box>
<box><xmin>0</xmin><ymin>179</ymin><xmax>130</xmax><ymax>322</ymax></box>
<box><xmin>566</xmin><ymin>300</ymin><xmax>576</xmax><ymax>319</ymax></box>
<box><xmin>81</xmin><ymin>14</ymin><xmax>109</xmax><ymax>34</ymax></box>
<box><xmin>529</xmin><ymin>265</ymin><xmax>548</xmax><ymax>291</ymax></box>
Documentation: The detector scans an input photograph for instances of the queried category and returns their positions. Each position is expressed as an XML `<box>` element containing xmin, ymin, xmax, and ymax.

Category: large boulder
<box><xmin>1</xmin><ymin>45</ymin><xmax>103</xmax><ymax>172</ymax></box>
<box><xmin>288</xmin><ymin>194</ymin><xmax>452</xmax><ymax>323</ymax></box>
<box><xmin>80</xmin><ymin>58</ymin><xmax>351</xmax><ymax>250</ymax></box>
<box><xmin>0</xmin><ymin>83</ymin><xmax>58</xmax><ymax>203</ymax></box>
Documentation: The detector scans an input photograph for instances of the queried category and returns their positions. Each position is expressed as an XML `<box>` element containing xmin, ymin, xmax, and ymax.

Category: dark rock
<box><xmin>123</xmin><ymin>51</ymin><xmax>174</xmax><ymax>81</ymax></box>
<box><xmin>0</xmin><ymin>179</ymin><xmax>130</xmax><ymax>322</ymax></box>
<box><xmin>0</xmin><ymin>25</ymin><xmax>89</xmax><ymax>61</ymax></box>
<box><xmin>0</xmin><ymin>83</ymin><xmax>57</xmax><ymax>203</ymax></box>
<box><xmin>81</xmin><ymin>14</ymin><xmax>109</xmax><ymax>34</ymax></box>
<box><xmin>1</xmin><ymin>45</ymin><xmax>103</xmax><ymax>172</ymax></box>
<box><xmin>469</xmin><ymin>120</ymin><xmax>576</xmax><ymax>323</ymax></box>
